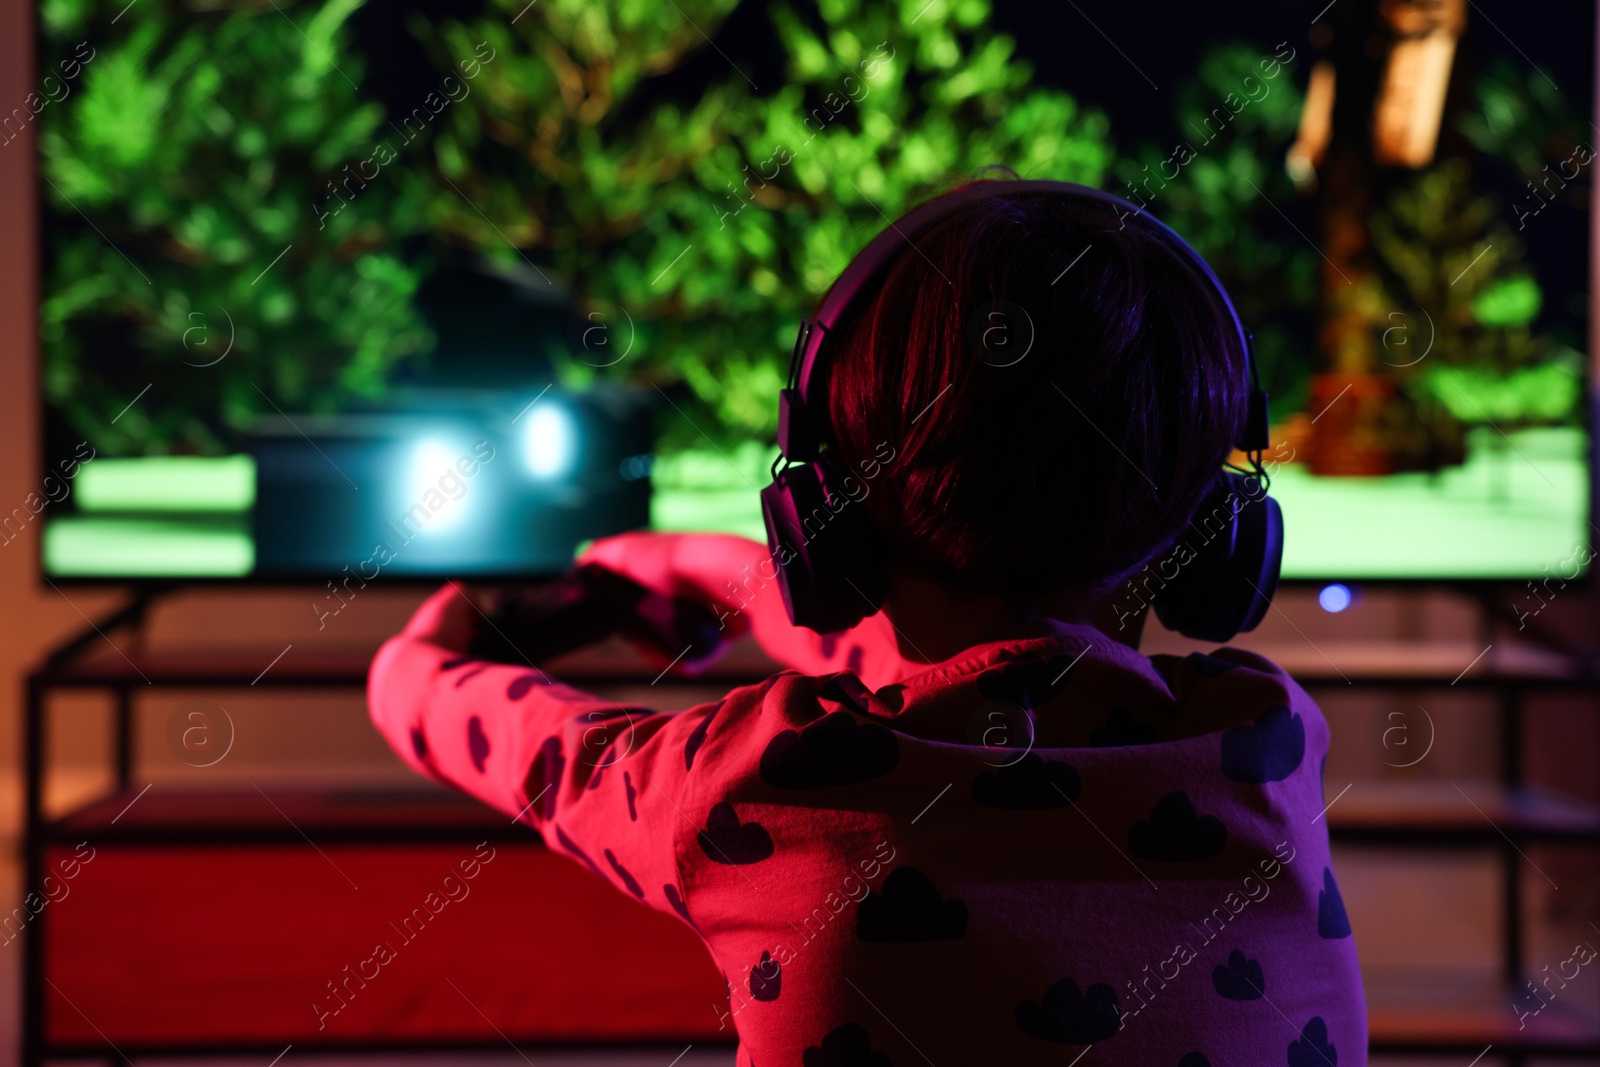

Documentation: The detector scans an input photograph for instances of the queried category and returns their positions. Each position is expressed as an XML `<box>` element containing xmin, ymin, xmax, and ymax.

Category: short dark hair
<box><xmin>823</xmin><ymin>181</ymin><xmax>1250</xmax><ymax>598</ymax></box>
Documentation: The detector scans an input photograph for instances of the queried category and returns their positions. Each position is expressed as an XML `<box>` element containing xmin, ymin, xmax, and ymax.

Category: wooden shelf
<box><xmin>30</xmin><ymin>636</ymin><xmax>777</xmax><ymax>689</ymax></box>
<box><xmin>51</xmin><ymin>775</ymin><xmax>1600</xmax><ymax>851</ymax></box>
<box><xmin>1366</xmin><ymin>968</ymin><xmax>1600</xmax><ymax>1053</ymax></box>
<box><xmin>45</xmin><ymin>785</ymin><xmax>533</xmax><ymax>845</ymax></box>
<box><xmin>35</xmin><ymin>632</ymin><xmax>1599</xmax><ymax>689</ymax></box>
<box><xmin>1327</xmin><ymin>779</ymin><xmax>1600</xmax><ymax>843</ymax></box>
<box><xmin>1191</xmin><ymin>638</ymin><xmax>1594</xmax><ymax>687</ymax></box>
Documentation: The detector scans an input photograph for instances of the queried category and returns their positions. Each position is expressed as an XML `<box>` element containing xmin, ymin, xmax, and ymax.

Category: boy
<box><xmin>369</xmin><ymin>181</ymin><xmax>1366</xmax><ymax>1065</ymax></box>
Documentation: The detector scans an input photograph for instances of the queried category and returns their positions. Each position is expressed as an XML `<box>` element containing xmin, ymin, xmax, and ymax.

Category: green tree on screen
<box><xmin>39</xmin><ymin>0</ymin><xmax>432</xmax><ymax>455</ymax></box>
<box><xmin>414</xmin><ymin>0</ymin><xmax>1113</xmax><ymax>448</ymax></box>
<box><xmin>38</xmin><ymin>0</ymin><xmax>1110</xmax><ymax>454</ymax></box>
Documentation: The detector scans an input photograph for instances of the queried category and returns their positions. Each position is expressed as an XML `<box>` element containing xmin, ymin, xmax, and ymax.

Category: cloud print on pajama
<box><xmin>367</xmin><ymin>585</ymin><xmax>1367</xmax><ymax>1065</ymax></box>
<box><xmin>1221</xmin><ymin>704</ymin><xmax>1306</xmax><ymax>783</ymax></box>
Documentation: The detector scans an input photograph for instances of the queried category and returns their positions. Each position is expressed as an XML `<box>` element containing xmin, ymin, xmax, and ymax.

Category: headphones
<box><xmin>758</xmin><ymin>180</ymin><xmax>1284</xmax><ymax>643</ymax></box>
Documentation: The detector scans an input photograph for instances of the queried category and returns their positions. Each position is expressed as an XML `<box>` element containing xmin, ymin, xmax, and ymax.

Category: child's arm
<box><xmin>578</xmin><ymin>531</ymin><xmax>901</xmax><ymax>687</ymax></box>
<box><xmin>367</xmin><ymin>582</ymin><xmax>721</xmax><ymax>910</ymax></box>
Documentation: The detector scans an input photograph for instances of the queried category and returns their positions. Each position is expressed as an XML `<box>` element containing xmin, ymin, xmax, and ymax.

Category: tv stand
<box><xmin>18</xmin><ymin>581</ymin><xmax>1600</xmax><ymax>1065</ymax></box>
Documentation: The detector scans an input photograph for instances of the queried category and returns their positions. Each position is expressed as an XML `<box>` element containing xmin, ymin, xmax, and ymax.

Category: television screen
<box><xmin>31</xmin><ymin>0</ymin><xmax>1591</xmax><ymax>582</ymax></box>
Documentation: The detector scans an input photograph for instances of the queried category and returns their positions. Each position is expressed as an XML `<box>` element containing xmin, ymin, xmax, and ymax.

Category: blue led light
<box><xmin>1319</xmin><ymin>583</ymin><xmax>1354</xmax><ymax>613</ymax></box>
<box><xmin>523</xmin><ymin>404</ymin><xmax>576</xmax><ymax>478</ymax></box>
<box><xmin>406</xmin><ymin>438</ymin><xmax>471</xmax><ymax>534</ymax></box>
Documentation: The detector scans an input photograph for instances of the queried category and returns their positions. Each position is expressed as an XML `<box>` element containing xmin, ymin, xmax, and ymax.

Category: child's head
<box><xmin>824</xmin><ymin>182</ymin><xmax>1251</xmax><ymax>602</ymax></box>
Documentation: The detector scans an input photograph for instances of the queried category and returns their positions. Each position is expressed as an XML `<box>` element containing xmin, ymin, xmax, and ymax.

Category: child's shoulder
<box><xmin>1147</xmin><ymin>645</ymin><xmax>1306</xmax><ymax>690</ymax></box>
<box><xmin>1141</xmin><ymin>645</ymin><xmax>1322</xmax><ymax>735</ymax></box>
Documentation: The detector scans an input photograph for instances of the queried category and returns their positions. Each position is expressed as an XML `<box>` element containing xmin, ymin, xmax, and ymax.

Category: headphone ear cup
<box><xmin>759</xmin><ymin>456</ymin><xmax>885</xmax><ymax>634</ymax></box>
<box><xmin>1153</xmin><ymin>472</ymin><xmax>1284</xmax><ymax>643</ymax></box>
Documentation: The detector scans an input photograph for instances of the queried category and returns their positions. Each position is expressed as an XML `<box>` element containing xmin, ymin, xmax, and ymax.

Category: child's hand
<box><xmin>577</xmin><ymin>531</ymin><xmax>767</xmax><ymax>636</ymax></box>
<box><xmin>579</xmin><ymin>531</ymin><xmax>901</xmax><ymax>684</ymax></box>
<box><xmin>577</xmin><ymin>532</ymin><xmax>763</xmax><ymax>678</ymax></box>
<box><xmin>472</xmin><ymin>561</ymin><xmax>734</xmax><ymax>676</ymax></box>
<box><xmin>402</xmin><ymin>581</ymin><xmax>484</xmax><ymax>654</ymax></box>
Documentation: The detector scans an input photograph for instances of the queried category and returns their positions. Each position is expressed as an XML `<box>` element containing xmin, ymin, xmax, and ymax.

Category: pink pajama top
<box><xmin>369</xmin><ymin>584</ymin><xmax>1367</xmax><ymax>1066</ymax></box>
